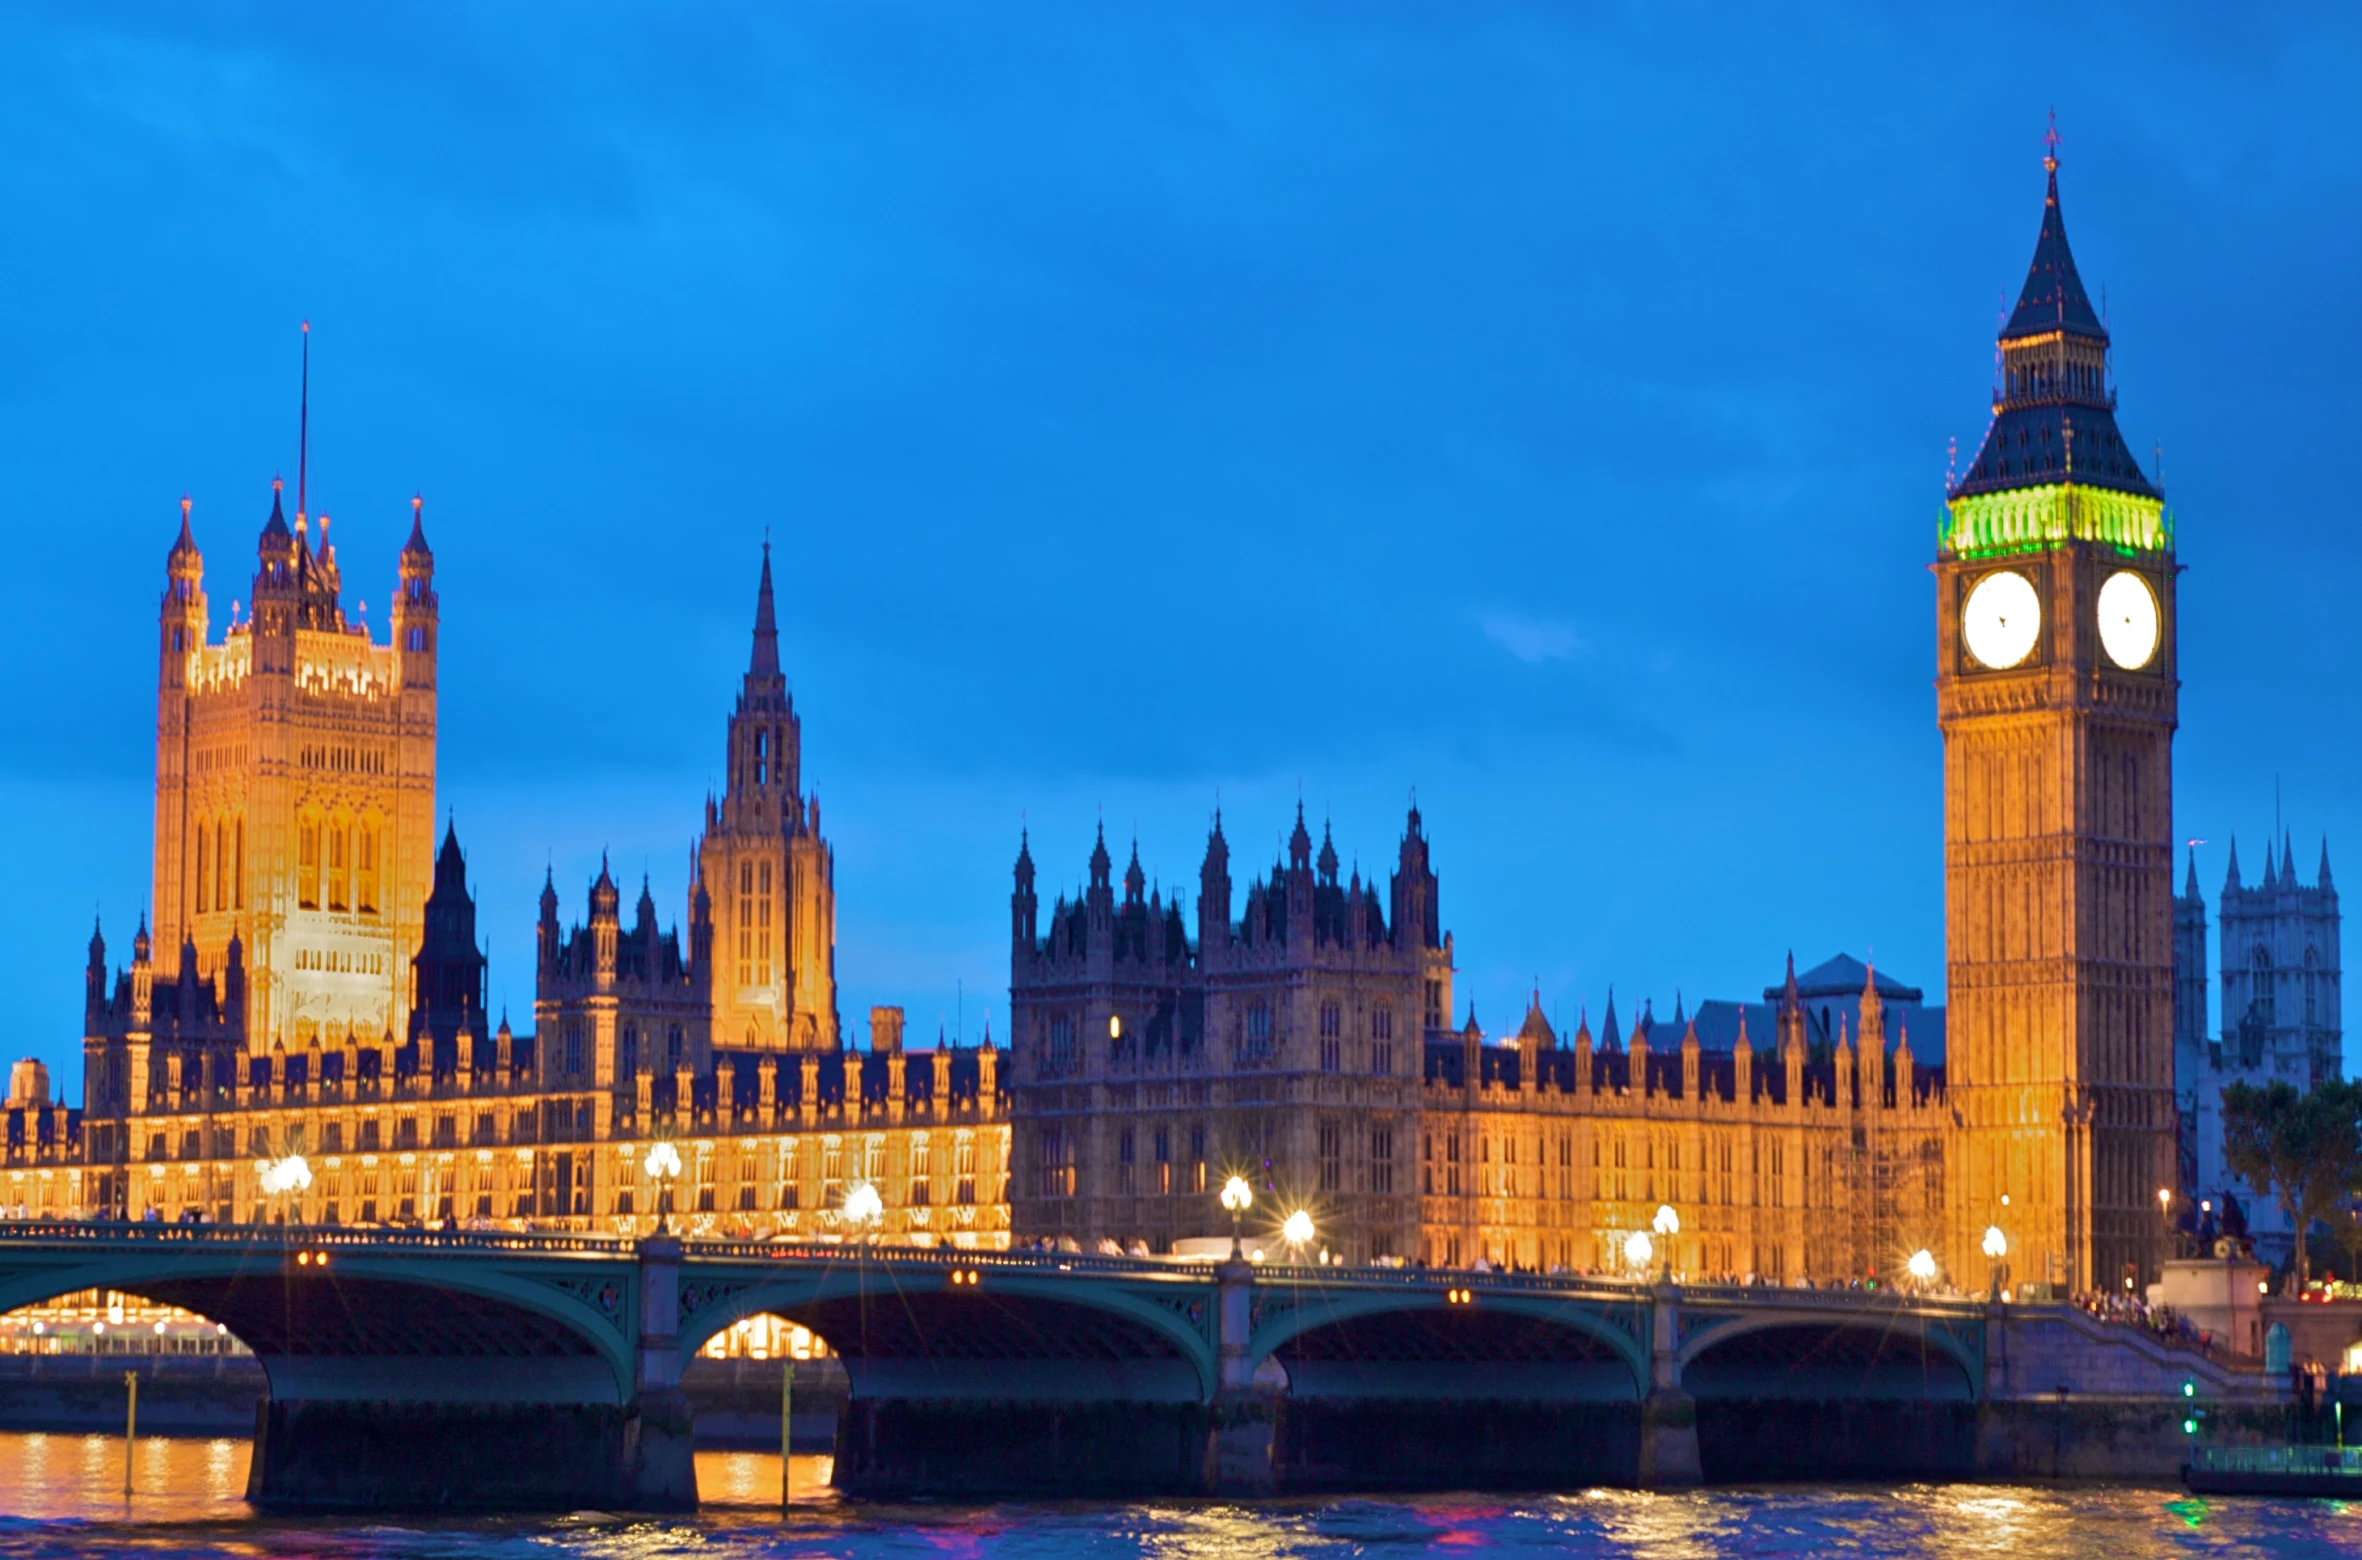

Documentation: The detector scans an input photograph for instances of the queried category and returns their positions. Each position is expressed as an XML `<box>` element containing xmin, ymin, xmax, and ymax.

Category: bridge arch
<box><xmin>1250</xmin><ymin>1288</ymin><xmax>1650</xmax><ymax>1402</ymax></box>
<box><xmin>1677</xmin><ymin>1309</ymin><xmax>1980</xmax><ymax>1401</ymax></box>
<box><xmin>680</xmin><ymin>1264</ymin><xmax>1220</xmax><ymax>1405</ymax></box>
<box><xmin>0</xmin><ymin>1246</ymin><xmax>637</xmax><ymax>1404</ymax></box>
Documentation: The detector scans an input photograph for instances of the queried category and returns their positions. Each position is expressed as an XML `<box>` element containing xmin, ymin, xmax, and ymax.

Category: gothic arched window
<box><xmin>2252</xmin><ymin>946</ymin><xmax>2276</xmax><ymax>1029</ymax></box>
<box><xmin>297</xmin><ymin>815</ymin><xmax>321</xmax><ymax>910</ymax></box>
<box><xmin>194</xmin><ymin>820</ymin><xmax>211</xmax><ymax>916</ymax></box>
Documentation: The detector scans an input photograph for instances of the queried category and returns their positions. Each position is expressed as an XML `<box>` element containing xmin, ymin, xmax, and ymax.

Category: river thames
<box><xmin>0</xmin><ymin>1434</ymin><xmax>2353</xmax><ymax>1557</ymax></box>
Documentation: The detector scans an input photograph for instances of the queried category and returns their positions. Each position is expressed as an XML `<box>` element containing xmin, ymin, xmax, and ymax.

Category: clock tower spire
<box><xmin>1938</xmin><ymin>138</ymin><xmax>2177</xmax><ymax>1297</ymax></box>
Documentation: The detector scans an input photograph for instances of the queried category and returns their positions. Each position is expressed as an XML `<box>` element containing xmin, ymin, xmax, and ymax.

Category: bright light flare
<box><xmin>1624</xmin><ymin>1230</ymin><xmax>1654</xmax><ymax>1270</ymax></box>
<box><xmin>1981</xmin><ymin>1225</ymin><xmax>2007</xmax><ymax>1260</ymax></box>
<box><xmin>258</xmin><ymin>1155</ymin><xmax>312</xmax><ymax>1195</ymax></box>
<box><xmin>1282</xmin><ymin>1209</ymin><xmax>1315</xmax><ymax>1248</ymax></box>
<box><xmin>643</xmin><ymin>1141</ymin><xmax>683</xmax><ymax>1180</ymax></box>
<box><xmin>842</xmin><ymin>1181</ymin><xmax>885</xmax><ymax>1228</ymax></box>
<box><xmin>1652</xmin><ymin>1204</ymin><xmax>1680</xmax><ymax>1237</ymax></box>
<box><xmin>1907</xmin><ymin>1249</ymin><xmax>1937</xmax><ymax>1283</ymax></box>
<box><xmin>1220</xmin><ymin>1176</ymin><xmax>1253</xmax><ymax>1215</ymax></box>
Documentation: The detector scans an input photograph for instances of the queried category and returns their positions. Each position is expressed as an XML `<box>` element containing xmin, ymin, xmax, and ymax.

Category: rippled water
<box><xmin>0</xmin><ymin>1433</ymin><xmax>2354</xmax><ymax>1557</ymax></box>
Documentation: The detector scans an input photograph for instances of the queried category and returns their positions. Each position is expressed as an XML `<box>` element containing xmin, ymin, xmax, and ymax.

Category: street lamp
<box><xmin>1282</xmin><ymin>1209</ymin><xmax>1315</xmax><ymax>1260</ymax></box>
<box><xmin>259</xmin><ymin>1155</ymin><xmax>312</xmax><ymax>1226</ymax></box>
<box><xmin>1221</xmin><ymin>1175</ymin><xmax>1254</xmax><ymax>1258</ymax></box>
<box><xmin>842</xmin><ymin>1181</ymin><xmax>885</xmax><ymax>1245</ymax></box>
<box><xmin>643</xmin><ymin>1140</ymin><xmax>683</xmax><ymax>1234</ymax></box>
<box><xmin>1907</xmin><ymin>1248</ymin><xmax>1937</xmax><ymax>1292</ymax></box>
<box><xmin>2158</xmin><ymin>1186</ymin><xmax>2175</xmax><ymax>1257</ymax></box>
<box><xmin>1982</xmin><ymin>1224</ymin><xmax>2008</xmax><ymax>1301</ymax></box>
<box><xmin>1623</xmin><ymin>1228</ymin><xmax>1653</xmax><ymax>1279</ymax></box>
<box><xmin>1652</xmin><ymin>1204</ymin><xmax>1680</xmax><ymax>1283</ymax></box>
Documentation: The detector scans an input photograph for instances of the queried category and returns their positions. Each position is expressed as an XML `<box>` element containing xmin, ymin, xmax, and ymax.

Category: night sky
<box><xmin>3</xmin><ymin>4</ymin><xmax>2357</xmax><ymax>1087</ymax></box>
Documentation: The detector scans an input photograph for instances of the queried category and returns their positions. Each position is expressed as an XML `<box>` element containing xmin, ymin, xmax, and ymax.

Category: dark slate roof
<box><xmin>1769</xmin><ymin>954</ymin><xmax>1922</xmax><ymax>1005</ymax></box>
<box><xmin>2004</xmin><ymin>165</ymin><xmax>2106</xmax><ymax>342</ymax></box>
<box><xmin>1949</xmin><ymin>399</ymin><xmax>2158</xmax><ymax>500</ymax></box>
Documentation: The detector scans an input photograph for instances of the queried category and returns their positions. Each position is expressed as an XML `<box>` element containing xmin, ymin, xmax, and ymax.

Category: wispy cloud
<box><xmin>1480</xmin><ymin>610</ymin><xmax>1588</xmax><ymax>664</ymax></box>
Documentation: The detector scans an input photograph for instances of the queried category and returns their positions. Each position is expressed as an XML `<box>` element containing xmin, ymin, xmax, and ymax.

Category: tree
<box><xmin>2220</xmin><ymin>1078</ymin><xmax>2362</xmax><ymax>1293</ymax></box>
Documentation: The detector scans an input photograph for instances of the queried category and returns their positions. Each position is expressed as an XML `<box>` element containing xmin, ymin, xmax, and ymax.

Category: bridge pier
<box><xmin>1205</xmin><ymin>1252</ymin><xmax>1277</xmax><ymax>1495</ymax></box>
<box><xmin>1637</xmin><ymin>1284</ymin><xmax>1701</xmax><ymax>1490</ymax></box>
<box><xmin>244</xmin><ymin>1235</ymin><xmax>694</xmax><ymax>1512</ymax></box>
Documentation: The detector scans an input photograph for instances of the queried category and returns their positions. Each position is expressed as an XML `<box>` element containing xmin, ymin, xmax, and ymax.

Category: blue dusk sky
<box><xmin>2</xmin><ymin>3</ymin><xmax>2358</xmax><ymax>1086</ymax></box>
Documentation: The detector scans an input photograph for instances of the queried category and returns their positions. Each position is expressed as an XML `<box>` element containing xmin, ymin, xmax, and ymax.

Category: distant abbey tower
<box><xmin>148</xmin><ymin>482</ymin><xmax>439</xmax><ymax>1056</ymax></box>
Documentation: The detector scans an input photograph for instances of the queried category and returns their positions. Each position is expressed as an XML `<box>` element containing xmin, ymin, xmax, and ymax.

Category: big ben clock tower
<box><xmin>1939</xmin><ymin>141</ymin><xmax>2176</xmax><ymax>1296</ymax></box>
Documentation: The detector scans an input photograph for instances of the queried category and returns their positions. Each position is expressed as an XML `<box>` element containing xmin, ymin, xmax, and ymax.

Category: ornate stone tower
<box><xmin>1938</xmin><ymin>145</ymin><xmax>2177</xmax><ymax>1294</ymax></box>
<box><xmin>693</xmin><ymin>547</ymin><xmax>839</xmax><ymax>1050</ymax></box>
<box><xmin>150</xmin><ymin>485</ymin><xmax>438</xmax><ymax>1053</ymax></box>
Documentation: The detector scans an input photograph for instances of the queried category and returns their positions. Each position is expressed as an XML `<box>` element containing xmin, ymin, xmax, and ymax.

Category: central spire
<box><xmin>1944</xmin><ymin>132</ymin><xmax>2166</xmax><ymax>552</ymax></box>
<box><xmin>749</xmin><ymin>542</ymin><xmax>780</xmax><ymax>680</ymax></box>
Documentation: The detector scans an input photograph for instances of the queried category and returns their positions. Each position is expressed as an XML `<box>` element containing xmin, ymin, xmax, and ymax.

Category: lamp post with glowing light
<box><xmin>258</xmin><ymin>1154</ymin><xmax>312</xmax><ymax>1227</ymax></box>
<box><xmin>1906</xmin><ymin>1248</ymin><xmax>1937</xmax><ymax>1294</ymax></box>
<box><xmin>1982</xmin><ymin>1224</ymin><xmax>2008</xmax><ymax>1301</ymax></box>
<box><xmin>1652</xmin><ymin>1204</ymin><xmax>1680</xmax><ymax>1284</ymax></box>
<box><xmin>1623</xmin><ymin>1229</ymin><xmax>1653</xmax><ymax>1282</ymax></box>
<box><xmin>1282</xmin><ymin>1209</ymin><xmax>1314</xmax><ymax>1263</ymax></box>
<box><xmin>2157</xmin><ymin>1186</ymin><xmax>2175</xmax><ymax>1258</ymax></box>
<box><xmin>643</xmin><ymin>1140</ymin><xmax>683</xmax><ymax>1235</ymax></box>
<box><xmin>842</xmin><ymin>1181</ymin><xmax>885</xmax><ymax>1246</ymax></box>
<box><xmin>1221</xmin><ymin>1175</ymin><xmax>1254</xmax><ymax>1258</ymax></box>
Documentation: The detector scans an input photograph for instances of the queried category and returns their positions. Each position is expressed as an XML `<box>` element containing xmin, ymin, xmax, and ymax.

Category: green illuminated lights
<box><xmin>1942</xmin><ymin>482</ymin><xmax>2170</xmax><ymax>558</ymax></box>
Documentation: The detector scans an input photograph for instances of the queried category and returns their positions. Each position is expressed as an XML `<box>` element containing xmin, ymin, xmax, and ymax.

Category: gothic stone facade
<box><xmin>1009</xmin><ymin>819</ymin><xmax>1948</xmax><ymax>1280</ymax></box>
<box><xmin>1007</xmin><ymin>808</ymin><xmax>1445</xmax><ymax>1262</ymax></box>
<box><xmin>68</xmin><ymin>507</ymin><xmax>1007</xmax><ymax>1246</ymax></box>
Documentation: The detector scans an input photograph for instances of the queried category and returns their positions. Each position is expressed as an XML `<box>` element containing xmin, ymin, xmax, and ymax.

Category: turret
<box><xmin>393</xmin><ymin>494</ymin><xmax>438</xmax><ymax>683</ymax></box>
<box><xmin>160</xmin><ymin>496</ymin><xmax>207</xmax><ymax>685</ymax></box>
<box><xmin>1012</xmin><ymin>829</ymin><xmax>1038</xmax><ymax>952</ymax></box>
<box><xmin>85</xmin><ymin>919</ymin><xmax>108</xmax><ymax>1027</ymax></box>
<box><xmin>590</xmin><ymin>856</ymin><xmax>620</xmax><ymax>983</ymax></box>
<box><xmin>1390</xmin><ymin>804</ymin><xmax>1439</xmax><ymax>953</ymax></box>
<box><xmin>1198</xmin><ymin>812</ymin><xmax>1231</xmax><ymax>970</ymax></box>
<box><xmin>537</xmin><ymin>869</ymin><xmax>561</xmax><ymax>975</ymax></box>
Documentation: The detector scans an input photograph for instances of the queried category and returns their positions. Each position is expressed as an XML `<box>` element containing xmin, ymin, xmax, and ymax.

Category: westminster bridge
<box><xmin>0</xmin><ymin>1225</ymin><xmax>2288</xmax><ymax>1509</ymax></box>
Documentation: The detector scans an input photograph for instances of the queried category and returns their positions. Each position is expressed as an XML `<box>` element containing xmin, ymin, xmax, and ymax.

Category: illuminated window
<box><xmin>863</xmin><ymin>1136</ymin><xmax>884</xmax><ymax>1184</ymax></box>
<box><xmin>954</xmin><ymin>1133</ymin><xmax>976</xmax><ymax>1205</ymax></box>
<box><xmin>326</xmin><ymin>817</ymin><xmax>349</xmax><ymax>912</ymax></box>
<box><xmin>298</xmin><ymin>819</ymin><xmax>320</xmax><ymax>910</ymax></box>
<box><xmin>910</xmin><ymin>1134</ymin><xmax>931</xmax><ymax>1207</ymax></box>
<box><xmin>194</xmin><ymin>821</ymin><xmax>210</xmax><ymax>915</ymax></box>
<box><xmin>356</xmin><ymin>821</ymin><xmax>379</xmax><ymax>917</ymax></box>
<box><xmin>232</xmin><ymin>817</ymin><xmax>243</xmax><ymax>909</ymax></box>
<box><xmin>736</xmin><ymin>860</ymin><xmax>776</xmax><ymax>988</ymax></box>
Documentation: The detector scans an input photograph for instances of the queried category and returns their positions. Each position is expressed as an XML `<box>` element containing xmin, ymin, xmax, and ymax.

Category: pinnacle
<box><xmin>748</xmin><ymin>546</ymin><xmax>781</xmax><ymax>681</ymax></box>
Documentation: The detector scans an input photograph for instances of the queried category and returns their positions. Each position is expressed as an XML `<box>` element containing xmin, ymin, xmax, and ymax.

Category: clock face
<box><xmin>1962</xmin><ymin>570</ymin><xmax>2041</xmax><ymax>669</ymax></box>
<box><xmin>2097</xmin><ymin>570</ymin><xmax>2160</xmax><ymax>670</ymax></box>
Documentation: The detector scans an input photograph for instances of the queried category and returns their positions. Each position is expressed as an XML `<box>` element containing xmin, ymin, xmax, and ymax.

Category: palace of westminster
<box><xmin>1</xmin><ymin>152</ymin><xmax>2339</xmax><ymax>1298</ymax></box>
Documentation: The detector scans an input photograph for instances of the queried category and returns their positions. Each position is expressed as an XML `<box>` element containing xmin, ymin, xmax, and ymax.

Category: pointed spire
<box><xmin>2264</xmin><ymin>839</ymin><xmax>2280</xmax><ymax>891</ymax></box>
<box><xmin>2321</xmin><ymin>837</ymin><xmax>2335</xmax><ymax>891</ymax></box>
<box><xmin>2004</xmin><ymin>129</ymin><xmax>2106</xmax><ymax>343</ymax></box>
<box><xmin>2284</xmin><ymin>831</ymin><xmax>2298</xmax><ymax>886</ymax></box>
<box><xmin>403</xmin><ymin>493</ymin><xmax>432</xmax><ymax>561</ymax></box>
<box><xmin>1949</xmin><ymin>135</ymin><xmax>2159</xmax><ymax>505</ymax></box>
<box><xmin>168</xmin><ymin>494</ymin><xmax>199</xmax><ymax>568</ymax></box>
<box><xmin>1289</xmin><ymin>801</ymin><xmax>1312</xmax><ymax>869</ymax></box>
<box><xmin>260</xmin><ymin>478</ymin><xmax>291</xmax><ymax>543</ymax></box>
<box><xmin>2184</xmin><ymin>845</ymin><xmax>2201</xmax><ymax>901</ymax></box>
<box><xmin>2225</xmin><ymin>834</ymin><xmax>2243</xmax><ymax>893</ymax></box>
<box><xmin>748</xmin><ymin>544</ymin><xmax>780</xmax><ymax>680</ymax></box>
<box><xmin>1601</xmin><ymin>987</ymin><xmax>1621</xmax><ymax>1051</ymax></box>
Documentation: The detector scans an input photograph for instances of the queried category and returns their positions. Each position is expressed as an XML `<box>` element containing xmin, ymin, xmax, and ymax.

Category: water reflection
<box><xmin>0</xmin><ymin>1433</ymin><xmax>2348</xmax><ymax>1558</ymax></box>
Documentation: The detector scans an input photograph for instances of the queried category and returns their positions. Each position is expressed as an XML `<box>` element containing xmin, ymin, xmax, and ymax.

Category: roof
<box><xmin>2003</xmin><ymin>164</ymin><xmax>2106</xmax><ymax>342</ymax></box>
<box><xmin>1765</xmin><ymin>953</ymin><xmax>1923</xmax><ymax>1005</ymax></box>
